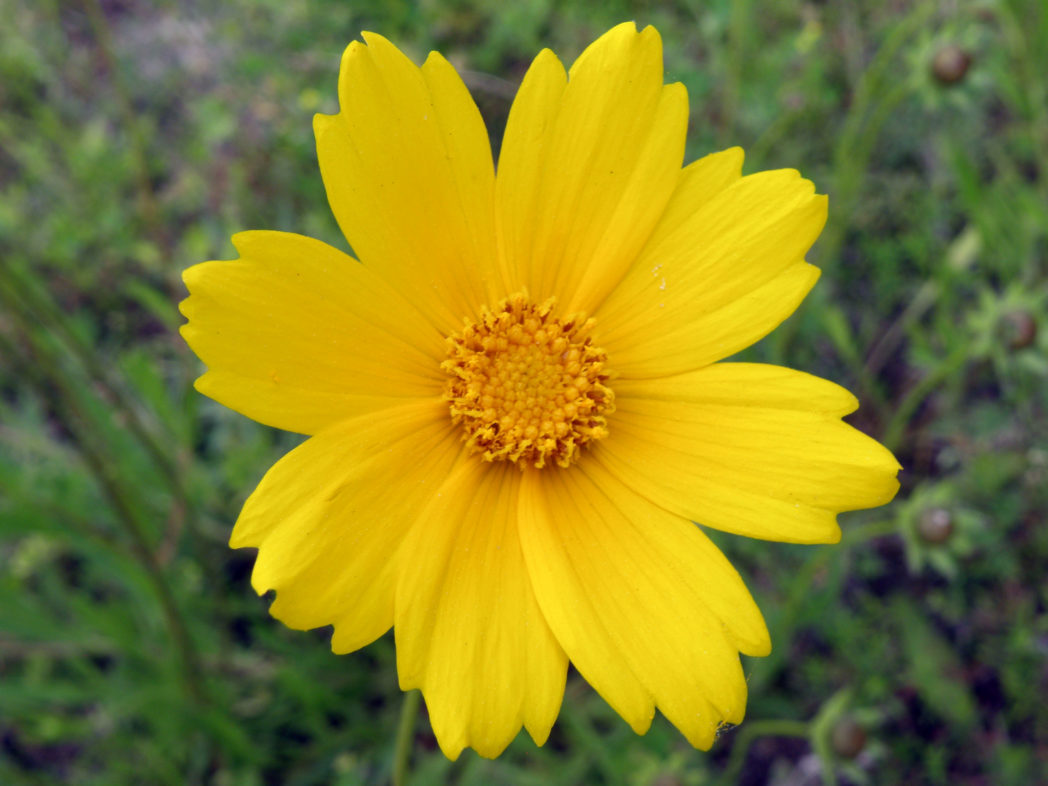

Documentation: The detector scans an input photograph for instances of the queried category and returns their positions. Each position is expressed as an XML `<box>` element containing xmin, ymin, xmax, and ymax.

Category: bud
<box><xmin>918</xmin><ymin>507</ymin><xmax>953</xmax><ymax>544</ymax></box>
<box><xmin>830</xmin><ymin>716</ymin><xmax>867</xmax><ymax>759</ymax></box>
<box><xmin>931</xmin><ymin>45</ymin><xmax>971</xmax><ymax>85</ymax></box>
<box><xmin>1001</xmin><ymin>310</ymin><xmax>1037</xmax><ymax>350</ymax></box>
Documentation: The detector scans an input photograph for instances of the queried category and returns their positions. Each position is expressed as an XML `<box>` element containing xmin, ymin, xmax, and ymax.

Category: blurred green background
<box><xmin>2</xmin><ymin>0</ymin><xmax>1047</xmax><ymax>784</ymax></box>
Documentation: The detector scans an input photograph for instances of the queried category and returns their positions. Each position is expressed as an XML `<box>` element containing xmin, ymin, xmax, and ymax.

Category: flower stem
<box><xmin>392</xmin><ymin>690</ymin><xmax>421</xmax><ymax>786</ymax></box>
<box><xmin>882</xmin><ymin>340</ymin><xmax>969</xmax><ymax>452</ymax></box>
<box><xmin>842</xmin><ymin>518</ymin><xmax>897</xmax><ymax>545</ymax></box>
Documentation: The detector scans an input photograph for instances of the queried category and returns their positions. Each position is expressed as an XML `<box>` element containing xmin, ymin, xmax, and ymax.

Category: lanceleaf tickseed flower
<box><xmin>180</xmin><ymin>23</ymin><xmax>900</xmax><ymax>759</ymax></box>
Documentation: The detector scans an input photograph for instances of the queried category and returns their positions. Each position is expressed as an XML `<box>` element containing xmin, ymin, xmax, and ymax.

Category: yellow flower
<box><xmin>180</xmin><ymin>23</ymin><xmax>900</xmax><ymax>759</ymax></box>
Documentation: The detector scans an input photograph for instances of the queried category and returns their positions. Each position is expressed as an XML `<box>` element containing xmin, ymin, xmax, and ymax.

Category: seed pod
<box><xmin>1001</xmin><ymin>310</ymin><xmax>1037</xmax><ymax>350</ymax></box>
<box><xmin>918</xmin><ymin>507</ymin><xmax>953</xmax><ymax>544</ymax></box>
<box><xmin>931</xmin><ymin>45</ymin><xmax>971</xmax><ymax>85</ymax></box>
<box><xmin>830</xmin><ymin>716</ymin><xmax>867</xmax><ymax>759</ymax></box>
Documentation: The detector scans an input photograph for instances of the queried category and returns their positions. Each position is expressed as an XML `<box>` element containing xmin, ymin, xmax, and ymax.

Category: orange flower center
<box><xmin>442</xmin><ymin>294</ymin><xmax>614</xmax><ymax>469</ymax></box>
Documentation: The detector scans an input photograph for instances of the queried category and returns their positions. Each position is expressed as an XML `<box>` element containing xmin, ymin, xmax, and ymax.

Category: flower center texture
<box><xmin>442</xmin><ymin>293</ymin><xmax>614</xmax><ymax>469</ymax></box>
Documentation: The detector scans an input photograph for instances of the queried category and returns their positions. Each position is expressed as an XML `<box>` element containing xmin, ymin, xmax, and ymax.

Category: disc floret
<box><xmin>442</xmin><ymin>293</ymin><xmax>614</xmax><ymax>468</ymax></box>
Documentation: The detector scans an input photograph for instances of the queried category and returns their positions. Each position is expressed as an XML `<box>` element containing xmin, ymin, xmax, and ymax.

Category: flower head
<box><xmin>180</xmin><ymin>23</ymin><xmax>900</xmax><ymax>759</ymax></box>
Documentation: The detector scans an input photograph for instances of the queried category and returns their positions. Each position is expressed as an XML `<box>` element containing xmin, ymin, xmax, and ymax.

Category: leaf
<box><xmin>895</xmin><ymin>601</ymin><xmax>977</xmax><ymax>730</ymax></box>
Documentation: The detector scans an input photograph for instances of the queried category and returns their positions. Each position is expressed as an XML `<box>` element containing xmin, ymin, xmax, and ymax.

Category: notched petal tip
<box><xmin>568</xmin><ymin>20</ymin><xmax>655</xmax><ymax>80</ymax></box>
<box><xmin>686</xmin><ymin>145</ymin><xmax>745</xmax><ymax>180</ymax></box>
<box><xmin>469</xmin><ymin>732</ymin><xmax>518</xmax><ymax>761</ymax></box>
<box><xmin>602</xmin><ymin>19</ymin><xmax>640</xmax><ymax>40</ymax></box>
<box><xmin>530</xmin><ymin>46</ymin><xmax>565</xmax><ymax>73</ymax></box>
<box><xmin>228</xmin><ymin>230</ymin><xmax>272</xmax><ymax>256</ymax></box>
<box><xmin>524</xmin><ymin>719</ymin><xmax>555</xmax><ymax>748</ymax></box>
<box><xmin>820</xmin><ymin>522</ymin><xmax>844</xmax><ymax>545</ymax></box>
<box><xmin>359</xmin><ymin>30</ymin><xmax>392</xmax><ymax>48</ymax></box>
<box><xmin>311</xmin><ymin>109</ymin><xmax>335</xmax><ymax>127</ymax></box>
<box><xmin>868</xmin><ymin>468</ymin><xmax>903</xmax><ymax>508</ymax></box>
<box><xmin>248</xmin><ymin>566</ymin><xmax>272</xmax><ymax>596</ymax></box>
<box><xmin>744</xmin><ymin>631</ymin><xmax>773</xmax><ymax>659</ymax></box>
<box><xmin>660</xmin><ymin>80</ymin><xmax>689</xmax><ymax>118</ymax></box>
<box><xmin>357</xmin><ymin>30</ymin><xmax>421</xmax><ymax>75</ymax></box>
<box><xmin>723</xmin><ymin>144</ymin><xmax>745</xmax><ymax>168</ymax></box>
<box><xmin>180</xmin><ymin>259</ymin><xmax>216</xmax><ymax>292</ymax></box>
<box><xmin>628</xmin><ymin>704</ymin><xmax>657</xmax><ymax>735</ymax></box>
<box><xmin>421</xmin><ymin>48</ymin><xmax>449</xmax><ymax>71</ymax></box>
<box><xmin>733</xmin><ymin>167</ymin><xmax>822</xmax><ymax>209</ymax></box>
<box><xmin>636</xmin><ymin>23</ymin><xmax>663</xmax><ymax>56</ymax></box>
<box><xmin>176</xmin><ymin>297</ymin><xmax>192</xmax><ymax>322</ymax></box>
<box><xmin>312</xmin><ymin>111</ymin><xmax>342</xmax><ymax>153</ymax></box>
<box><xmin>229</xmin><ymin>506</ymin><xmax>263</xmax><ymax>552</ymax></box>
<box><xmin>431</xmin><ymin>724</ymin><xmax>468</xmax><ymax>761</ymax></box>
<box><xmin>333</xmin><ymin>38</ymin><xmax>367</xmax><ymax>87</ymax></box>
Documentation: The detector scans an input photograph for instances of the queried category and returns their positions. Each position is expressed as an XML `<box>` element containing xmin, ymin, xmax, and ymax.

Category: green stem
<box><xmin>392</xmin><ymin>690</ymin><xmax>421</xmax><ymax>786</ymax></box>
<box><xmin>558</xmin><ymin>685</ymin><xmax>622</xmax><ymax>782</ymax></box>
<box><xmin>821</xmin><ymin>77</ymin><xmax>913</xmax><ymax>273</ymax></box>
<box><xmin>863</xmin><ymin>279</ymin><xmax>941</xmax><ymax>379</ymax></box>
<box><xmin>751</xmin><ymin>517</ymin><xmax>895</xmax><ymax>696</ymax></box>
<box><xmin>842</xmin><ymin>518</ymin><xmax>897</xmax><ymax>545</ymax></box>
<box><xmin>775</xmin><ymin>2</ymin><xmax>935</xmax><ymax>361</ymax></box>
<box><xmin>996</xmin><ymin>0</ymin><xmax>1048</xmax><ymax>204</ymax></box>
<box><xmin>719</xmin><ymin>0</ymin><xmax>752</xmax><ymax>145</ymax></box>
<box><xmin>812</xmin><ymin>735</ymin><xmax>840</xmax><ymax>786</ymax></box>
<box><xmin>882</xmin><ymin>340</ymin><xmax>969</xmax><ymax>453</ymax></box>
<box><xmin>0</xmin><ymin>284</ymin><xmax>207</xmax><ymax>707</ymax></box>
<box><xmin>2</xmin><ymin>262</ymin><xmax>192</xmax><ymax>525</ymax></box>
<box><xmin>78</xmin><ymin>424</ymin><xmax>207</xmax><ymax>706</ymax></box>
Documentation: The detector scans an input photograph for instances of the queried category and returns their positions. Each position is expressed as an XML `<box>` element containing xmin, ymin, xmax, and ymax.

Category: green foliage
<box><xmin>2</xmin><ymin>0</ymin><xmax>1047</xmax><ymax>783</ymax></box>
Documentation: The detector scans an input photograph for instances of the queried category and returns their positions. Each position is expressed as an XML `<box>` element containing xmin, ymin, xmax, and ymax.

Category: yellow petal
<box><xmin>519</xmin><ymin>461</ymin><xmax>761</xmax><ymax>749</ymax></box>
<box><xmin>180</xmin><ymin>231</ymin><xmax>443</xmax><ymax>435</ymax></box>
<box><xmin>496</xmin><ymin>22</ymin><xmax>687</xmax><ymax>316</ymax></box>
<box><xmin>315</xmin><ymin>34</ymin><xmax>498</xmax><ymax>331</ymax></box>
<box><xmin>601</xmin><ymin>363</ymin><xmax>902</xmax><ymax>543</ymax></box>
<box><xmin>644</xmin><ymin>146</ymin><xmax>745</xmax><ymax>235</ymax></box>
<box><xmin>596</xmin><ymin>167</ymin><xmax>828</xmax><ymax>378</ymax></box>
<box><xmin>231</xmin><ymin>400</ymin><xmax>462</xmax><ymax>654</ymax></box>
<box><xmin>395</xmin><ymin>460</ymin><xmax>567</xmax><ymax>759</ymax></box>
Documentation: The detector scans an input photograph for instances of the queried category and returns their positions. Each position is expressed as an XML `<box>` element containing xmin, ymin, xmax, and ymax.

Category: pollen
<box><xmin>442</xmin><ymin>293</ymin><xmax>614</xmax><ymax>469</ymax></box>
